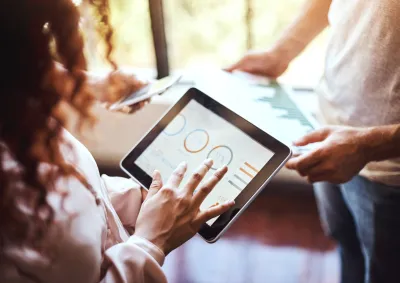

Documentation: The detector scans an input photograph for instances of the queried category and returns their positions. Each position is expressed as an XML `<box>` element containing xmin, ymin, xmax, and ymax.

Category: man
<box><xmin>227</xmin><ymin>1</ymin><xmax>400</xmax><ymax>282</ymax></box>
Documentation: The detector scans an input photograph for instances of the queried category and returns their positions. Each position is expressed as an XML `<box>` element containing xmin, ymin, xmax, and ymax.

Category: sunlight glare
<box><xmin>72</xmin><ymin>0</ymin><xmax>82</xmax><ymax>6</ymax></box>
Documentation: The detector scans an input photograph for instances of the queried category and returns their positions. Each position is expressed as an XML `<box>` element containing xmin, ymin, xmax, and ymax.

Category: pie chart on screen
<box><xmin>207</xmin><ymin>145</ymin><xmax>233</xmax><ymax>170</ymax></box>
<box><xmin>163</xmin><ymin>114</ymin><xmax>186</xmax><ymax>136</ymax></box>
<box><xmin>184</xmin><ymin>129</ymin><xmax>209</xmax><ymax>153</ymax></box>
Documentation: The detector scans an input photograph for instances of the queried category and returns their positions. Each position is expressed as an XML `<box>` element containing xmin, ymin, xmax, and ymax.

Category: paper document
<box><xmin>191</xmin><ymin>68</ymin><xmax>319</xmax><ymax>147</ymax></box>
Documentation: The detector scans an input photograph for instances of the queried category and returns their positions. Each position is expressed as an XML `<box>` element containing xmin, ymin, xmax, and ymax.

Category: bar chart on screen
<box><xmin>228</xmin><ymin>161</ymin><xmax>261</xmax><ymax>192</ymax></box>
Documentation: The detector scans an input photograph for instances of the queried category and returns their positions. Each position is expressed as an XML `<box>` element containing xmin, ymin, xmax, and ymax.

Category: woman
<box><xmin>0</xmin><ymin>1</ymin><xmax>234</xmax><ymax>282</ymax></box>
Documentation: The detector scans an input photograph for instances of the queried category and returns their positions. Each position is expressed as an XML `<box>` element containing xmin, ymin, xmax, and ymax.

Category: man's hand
<box><xmin>286</xmin><ymin>126</ymin><xmax>370</xmax><ymax>184</ymax></box>
<box><xmin>225</xmin><ymin>0</ymin><xmax>333</xmax><ymax>79</ymax></box>
<box><xmin>225</xmin><ymin>50</ymin><xmax>290</xmax><ymax>78</ymax></box>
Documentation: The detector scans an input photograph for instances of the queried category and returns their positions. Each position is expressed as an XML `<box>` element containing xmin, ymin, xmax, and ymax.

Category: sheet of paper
<box><xmin>185</xmin><ymin>68</ymin><xmax>317</xmax><ymax>147</ymax></box>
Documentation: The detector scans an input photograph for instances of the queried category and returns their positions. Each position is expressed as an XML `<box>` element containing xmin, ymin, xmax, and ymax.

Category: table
<box><xmin>68</xmin><ymin>69</ymin><xmax>319</xmax><ymax>189</ymax></box>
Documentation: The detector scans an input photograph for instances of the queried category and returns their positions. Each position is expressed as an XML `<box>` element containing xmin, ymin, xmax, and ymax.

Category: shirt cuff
<box><xmin>128</xmin><ymin>235</ymin><xmax>165</xmax><ymax>266</ymax></box>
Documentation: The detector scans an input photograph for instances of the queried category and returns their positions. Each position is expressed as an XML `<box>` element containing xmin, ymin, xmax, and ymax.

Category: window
<box><xmin>251</xmin><ymin>0</ymin><xmax>328</xmax><ymax>86</ymax></box>
<box><xmin>164</xmin><ymin>0</ymin><xmax>248</xmax><ymax>70</ymax></box>
<box><xmin>164</xmin><ymin>0</ymin><xmax>328</xmax><ymax>86</ymax></box>
<box><xmin>81</xmin><ymin>0</ymin><xmax>328</xmax><ymax>86</ymax></box>
<box><xmin>80</xmin><ymin>0</ymin><xmax>155</xmax><ymax>72</ymax></box>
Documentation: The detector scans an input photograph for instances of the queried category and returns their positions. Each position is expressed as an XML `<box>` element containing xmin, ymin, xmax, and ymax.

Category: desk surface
<box><xmin>69</xmin><ymin>69</ymin><xmax>318</xmax><ymax>188</ymax></box>
<box><xmin>157</xmin><ymin>69</ymin><xmax>319</xmax><ymax>147</ymax></box>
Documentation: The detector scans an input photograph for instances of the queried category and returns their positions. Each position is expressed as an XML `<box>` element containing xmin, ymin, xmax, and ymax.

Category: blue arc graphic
<box><xmin>163</xmin><ymin>114</ymin><xmax>187</xmax><ymax>136</ymax></box>
<box><xmin>206</xmin><ymin>145</ymin><xmax>233</xmax><ymax>170</ymax></box>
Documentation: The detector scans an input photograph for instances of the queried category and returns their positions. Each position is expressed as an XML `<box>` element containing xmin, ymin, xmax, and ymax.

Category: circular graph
<box><xmin>207</xmin><ymin>145</ymin><xmax>233</xmax><ymax>170</ymax></box>
<box><xmin>184</xmin><ymin>129</ymin><xmax>209</xmax><ymax>153</ymax></box>
<box><xmin>163</xmin><ymin>114</ymin><xmax>186</xmax><ymax>136</ymax></box>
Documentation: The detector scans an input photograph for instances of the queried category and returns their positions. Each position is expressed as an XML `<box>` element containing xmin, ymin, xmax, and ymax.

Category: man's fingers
<box><xmin>224</xmin><ymin>57</ymin><xmax>249</xmax><ymax>73</ymax></box>
<box><xmin>304</xmin><ymin>162</ymin><xmax>335</xmax><ymax>178</ymax></box>
<box><xmin>193</xmin><ymin>200</ymin><xmax>235</xmax><ymax>226</ymax></box>
<box><xmin>224</xmin><ymin>62</ymin><xmax>240</xmax><ymax>73</ymax></box>
<box><xmin>184</xmin><ymin>159</ymin><xmax>213</xmax><ymax>194</ymax></box>
<box><xmin>286</xmin><ymin>149</ymin><xmax>323</xmax><ymax>175</ymax></box>
<box><xmin>165</xmin><ymin>161</ymin><xmax>187</xmax><ymax>188</ymax></box>
<box><xmin>192</xmin><ymin>165</ymin><xmax>228</xmax><ymax>208</ymax></box>
<box><xmin>148</xmin><ymin>170</ymin><xmax>163</xmax><ymax>198</ymax></box>
<box><xmin>307</xmin><ymin>173</ymin><xmax>333</xmax><ymax>184</ymax></box>
<box><xmin>293</xmin><ymin>127</ymin><xmax>332</xmax><ymax>146</ymax></box>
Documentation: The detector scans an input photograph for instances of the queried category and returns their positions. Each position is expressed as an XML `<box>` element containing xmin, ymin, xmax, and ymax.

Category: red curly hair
<box><xmin>0</xmin><ymin>0</ymin><xmax>116</xmax><ymax>250</ymax></box>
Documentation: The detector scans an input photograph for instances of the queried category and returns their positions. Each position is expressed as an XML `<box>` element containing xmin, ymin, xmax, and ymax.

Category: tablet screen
<box><xmin>135</xmin><ymin>99</ymin><xmax>274</xmax><ymax>225</ymax></box>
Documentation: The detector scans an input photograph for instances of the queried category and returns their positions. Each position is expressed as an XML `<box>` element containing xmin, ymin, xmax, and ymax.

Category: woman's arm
<box><xmin>0</xmin><ymin>159</ymin><xmax>233</xmax><ymax>283</ymax></box>
<box><xmin>101</xmin><ymin>175</ymin><xmax>144</xmax><ymax>230</ymax></box>
<box><xmin>84</xmin><ymin>69</ymin><xmax>147</xmax><ymax>106</ymax></box>
<box><xmin>100</xmin><ymin>236</ymin><xmax>167</xmax><ymax>283</ymax></box>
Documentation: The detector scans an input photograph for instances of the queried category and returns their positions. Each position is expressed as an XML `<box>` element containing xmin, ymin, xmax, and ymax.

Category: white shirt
<box><xmin>318</xmin><ymin>0</ymin><xmax>400</xmax><ymax>186</ymax></box>
<box><xmin>0</xmin><ymin>130</ymin><xmax>167</xmax><ymax>283</ymax></box>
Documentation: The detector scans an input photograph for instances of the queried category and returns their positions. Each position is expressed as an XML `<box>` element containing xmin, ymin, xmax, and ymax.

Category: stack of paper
<box><xmin>190</xmin><ymin>68</ymin><xmax>318</xmax><ymax>147</ymax></box>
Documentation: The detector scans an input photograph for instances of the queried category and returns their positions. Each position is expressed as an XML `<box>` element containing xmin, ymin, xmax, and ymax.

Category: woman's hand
<box><xmin>48</xmin><ymin>62</ymin><xmax>150</xmax><ymax>114</ymax></box>
<box><xmin>225</xmin><ymin>50</ymin><xmax>290</xmax><ymax>79</ymax></box>
<box><xmin>134</xmin><ymin>159</ymin><xmax>235</xmax><ymax>255</ymax></box>
<box><xmin>140</xmin><ymin>187</ymin><xmax>148</xmax><ymax>203</ymax></box>
<box><xmin>87</xmin><ymin>69</ymin><xmax>150</xmax><ymax>114</ymax></box>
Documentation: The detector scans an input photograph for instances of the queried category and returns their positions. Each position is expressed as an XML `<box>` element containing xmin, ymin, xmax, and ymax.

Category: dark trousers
<box><xmin>314</xmin><ymin>176</ymin><xmax>400</xmax><ymax>283</ymax></box>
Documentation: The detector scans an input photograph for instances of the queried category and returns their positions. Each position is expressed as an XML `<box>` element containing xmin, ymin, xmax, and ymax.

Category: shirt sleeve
<box><xmin>101</xmin><ymin>175</ymin><xmax>143</xmax><ymax>229</ymax></box>
<box><xmin>100</xmin><ymin>235</ymin><xmax>167</xmax><ymax>283</ymax></box>
<box><xmin>0</xmin><ymin>235</ymin><xmax>167</xmax><ymax>283</ymax></box>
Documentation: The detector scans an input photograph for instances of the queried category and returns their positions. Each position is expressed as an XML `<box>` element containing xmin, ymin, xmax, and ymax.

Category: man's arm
<box><xmin>364</xmin><ymin>124</ymin><xmax>400</xmax><ymax>162</ymax></box>
<box><xmin>227</xmin><ymin>0</ymin><xmax>333</xmax><ymax>78</ymax></box>
<box><xmin>272</xmin><ymin>0</ymin><xmax>333</xmax><ymax>63</ymax></box>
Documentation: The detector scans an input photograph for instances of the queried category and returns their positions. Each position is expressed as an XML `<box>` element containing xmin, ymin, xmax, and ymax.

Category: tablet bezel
<box><xmin>120</xmin><ymin>87</ymin><xmax>291</xmax><ymax>243</ymax></box>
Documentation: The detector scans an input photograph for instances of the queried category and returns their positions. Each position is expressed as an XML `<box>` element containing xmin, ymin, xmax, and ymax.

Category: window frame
<box><xmin>148</xmin><ymin>0</ymin><xmax>169</xmax><ymax>78</ymax></box>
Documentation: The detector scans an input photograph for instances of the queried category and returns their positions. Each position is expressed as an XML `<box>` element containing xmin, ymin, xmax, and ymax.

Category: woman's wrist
<box><xmin>134</xmin><ymin>229</ymin><xmax>168</xmax><ymax>256</ymax></box>
<box><xmin>85</xmin><ymin>70</ymin><xmax>147</xmax><ymax>103</ymax></box>
<box><xmin>129</xmin><ymin>235</ymin><xmax>166</xmax><ymax>266</ymax></box>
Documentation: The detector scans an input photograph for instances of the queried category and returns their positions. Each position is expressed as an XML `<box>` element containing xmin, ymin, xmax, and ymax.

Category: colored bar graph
<box><xmin>234</xmin><ymin>174</ymin><xmax>248</xmax><ymax>185</ymax></box>
<box><xmin>245</xmin><ymin>162</ymin><xmax>259</xmax><ymax>173</ymax></box>
<box><xmin>240</xmin><ymin>167</ymin><xmax>254</xmax><ymax>178</ymax></box>
<box><xmin>228</xmin><ymin>180</ymin><xmax>242</xmax><ymax>191</ymax></box>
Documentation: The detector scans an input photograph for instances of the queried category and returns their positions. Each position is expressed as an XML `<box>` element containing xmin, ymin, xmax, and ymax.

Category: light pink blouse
<box><xmin>0</xmin><ymin>130</ymin><xmax>167</xmax><ymax>283</ymax></box>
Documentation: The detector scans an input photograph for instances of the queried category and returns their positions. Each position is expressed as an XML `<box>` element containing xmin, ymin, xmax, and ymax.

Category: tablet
<box><xmin>121</xmin><ymin>88</ymin><xmax>291</xmax><ymax>243</ymax></box>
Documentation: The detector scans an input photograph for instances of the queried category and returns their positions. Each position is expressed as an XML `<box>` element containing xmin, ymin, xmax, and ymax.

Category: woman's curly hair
<box><xmin>0</xmin><ymin>0</ymin><xmax>116</xmax><ymax>250</ymax></box>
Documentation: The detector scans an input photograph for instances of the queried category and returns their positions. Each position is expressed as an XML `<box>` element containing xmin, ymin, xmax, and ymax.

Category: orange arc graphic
<box><xmin>183</xmin><ymin>129</ymin><xmax>210</xmax><ymax>153</ymax></box>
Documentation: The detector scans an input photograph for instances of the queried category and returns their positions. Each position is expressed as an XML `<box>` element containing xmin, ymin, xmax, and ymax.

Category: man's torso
<box><xmin>318</xmin><ymin>0</ymin><xmax>400</xmax><ymax>186</ymax></box>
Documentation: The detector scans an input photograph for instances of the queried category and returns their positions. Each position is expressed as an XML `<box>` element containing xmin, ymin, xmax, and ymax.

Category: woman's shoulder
<box><xmin>0</xmin><ymin>176</ymin><xmax>107</xmax><ymax>283</ymax></box>
<box><xmin>0</xmin><ymin>131</ymin><xmax>109</xmax><ymax>282</ymax></box>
